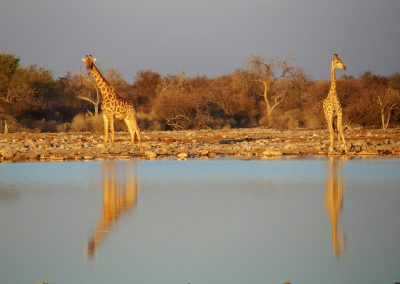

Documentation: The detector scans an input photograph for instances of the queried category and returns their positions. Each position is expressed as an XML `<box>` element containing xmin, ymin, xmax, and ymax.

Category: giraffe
<box><xmin>325</xmin><ymin>157</ymin><xmax>345</xmax><ymax>257</ymax></box>
<box><xmin>81</xmin><ymin>55</ymin><xmax>141</xmax><ymax>151</ymax></box>
<box><xmin>87</xmin><ymin>160</ymin><xmax>138</xmax><ymax>259</ymax></box>
<box><xmin>323</xmin><ymin>53</ymin><xmax>347</xmax><ymax>154</ymax></box>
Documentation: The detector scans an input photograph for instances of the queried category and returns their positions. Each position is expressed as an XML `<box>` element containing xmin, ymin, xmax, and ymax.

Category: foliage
<box><xmin>1</xmin><ymin>52</ymin><xmax>399</xmax><ymax>133</ymax></box>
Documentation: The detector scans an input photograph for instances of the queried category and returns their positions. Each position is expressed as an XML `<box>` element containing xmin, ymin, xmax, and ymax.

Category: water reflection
<box><xmin>325</xmin><ymin>157</ymin><xmax>345</xmax><ymax>257</ymax></box>
<box><xmin>87</xmin><ymin>160</ymin><xmax>138</xmax><ymax>259</ymax></box>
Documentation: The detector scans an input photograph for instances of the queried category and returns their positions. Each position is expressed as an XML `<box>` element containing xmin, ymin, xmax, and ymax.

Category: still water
<box><xmin>0</xmin><ymin>158</ymin><xmax>399</xmax><ymax>284</ymax></box>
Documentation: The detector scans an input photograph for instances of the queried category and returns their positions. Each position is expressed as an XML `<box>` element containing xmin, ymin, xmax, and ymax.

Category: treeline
<box><xmin>1</xmin><ymin>53</ymin><xmax>399</xmax><ymax>134</ymax></box>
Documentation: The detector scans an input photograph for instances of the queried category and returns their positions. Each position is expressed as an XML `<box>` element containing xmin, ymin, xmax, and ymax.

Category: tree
<box><xmin>64</xmin><ymin>73</ymin><xmax>101</xmax><ymax>117</ymax></box>
<box><xmin>210</xmin><ymin>70</ymin><xmax>255</xmax><ymax>118</ymax></box>
<box><xmin>132</xmin><ymin>70</ymin><xmax>162</xmax><ymax>112</ymax></box>
<box><xmin>106</xmin><ymin>68</ymin><xmax>129</xmax><ymax>89</ymax></box>
<box><xmin>248</xmin><ymin>54</ymin><xmax>306</xmax><ymax>127</ymax></box>
<box><xmin>153</xmin><ymin>72</ymin><xmax>190</xmax><ymax>129</ymax></box>
<box><xmin>377</xmin><ymin>88</ymin><xmax>400</xmax><ymax>129</ymax></box>
<box><xmin>0</xmin><ymin>54</ymin><xmax>20</xmax><ymax>133</ymax></box>
<box><xmin>0</xmin><ymin>54</ymin><xmax>36</xmax><ymax>133</ymax></box>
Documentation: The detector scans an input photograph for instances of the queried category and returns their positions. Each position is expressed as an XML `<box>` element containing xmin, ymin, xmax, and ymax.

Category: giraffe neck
<box><xmin>329</xmin><ymin>63</ymin><xmax>337</xmax><ymax>95</ymax></box>
<box><xmin>90</xmin><ymin>64</ymin><xmax>114</xmax><ymax>99</ymax></box>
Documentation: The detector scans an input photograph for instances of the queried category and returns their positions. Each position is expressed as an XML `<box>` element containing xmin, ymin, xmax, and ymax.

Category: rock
<box><xmin>208</xmin><ymin>152</ymin><xmax>217</xmax><ymax>158</ymax></box>
<box><xmin>177</xmin><ymin>152</ymin><xmax>188</xmax><ymax>160</ymax></box>
<box><xmin>157</xmin><ymin>147</ymin><xmax>169</xmax><ymax>155</ymax></box>
<box><xmin>198</xmin><ymin>149</ymin><xmax>209</xmax><ymax>156</ymax></box>
<box><xmin>261</xmin><ymin>149</ymin><xmax>282</xmax><ymax>157</ymax></box>
<box><xmin>39</xmin><ymin>154</ymin><xmax>49</xmax><ymax>161</ymax></box>
<box><xmin>83</xmin><ymin>155</ymin><xmax>95</xmax><ymax>160</ymax></box>
<box><xmin>0</xmin><ymin>149</ymin><xmax>15</xmax><ymax>160</ymax></box>
<box><xmin>49</xmin><ymin>155</ymin><xmax>64</xmax><ymax>161</ymax></box>
<box><xmin>144</xmin><ymin>151</ymin><xmax>157</xmax><ymax>159</ymax></box>
<box><xmin>284</xmin><ymin>144</ymin><xmax>292</xmax><ymax>150</ymax></box>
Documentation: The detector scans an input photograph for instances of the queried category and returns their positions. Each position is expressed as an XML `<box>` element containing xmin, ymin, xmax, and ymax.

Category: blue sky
<box><xmin>1</xmin><ymin>0</ymin><xmax>399</xmax><ymax>82</ymax></box>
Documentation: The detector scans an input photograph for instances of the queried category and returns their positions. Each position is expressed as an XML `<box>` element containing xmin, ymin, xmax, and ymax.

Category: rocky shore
<box><xmin>0</xmin><ymin>128</ymin><xmax>399</xmax><ymax>162</ymax></box>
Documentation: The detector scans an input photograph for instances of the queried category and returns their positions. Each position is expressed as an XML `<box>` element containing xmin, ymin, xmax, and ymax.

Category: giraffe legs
<box><xmin>324</xmin><ymin>105</ymin><xmax>335</xmax><ymax>153</ymax></box>
<box><xmin>124</xmin><ymin>118</ymin><xmax>142</xmax><ymax>152</ymax></box>
<box><xmin>133</xmin><ymin>120</ymin><xmax>141</xmax><ymax>150</ymax></box>
<box><xmin>103</xmin><ymin>114</ymin><xmax>109</xmax><ymax>148</ymax></box>
<box><xmin>336</xmin><ymin>113</ymin><xmax>347</xmax><ymax>153</ymax></box>
<box><xmin>124</xmin><ymin>118</ymin><xmax>135</xmax><ymax>151</ymax></box>
<box><xmin>324</xmin><ymin>113</ymin><xmax>347</xmax><ymax>154</ymax></box>
<box><xmin>327</xmin><ymin>117</ymin><xmax>335</xmax><ymax>154</ymax></box>
<box><xmin>109</xmin><ymin>116</ymin><xmax>115</xmax><ymax>149</ymax></box>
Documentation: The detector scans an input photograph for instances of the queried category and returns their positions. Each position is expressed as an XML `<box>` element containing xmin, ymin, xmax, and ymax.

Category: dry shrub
<box><xmin>1</xmin><ymin>117</ymin><xmax>29</xmax><ymax>133</ymax></box>
<box><xmin>270</xmin><ymin>109</ymin><xmax>302</xmax><ymax>130</ymax></box>
<box><xmin>71</xmin><ymin>114</ymin><xmax>130</xmax><ymax>133</ymax></box>
<box><xmin>137</xmin><ymin>111</ymin><xmax>161</xmax><ymax>130</ymax></box>
<box><xmin>303</xmin><ymin>105</ymin><xmax>324</xmax><ymax>129</ymax></box>
<box><xmin>71</xmin><ymin>114</ymin><xmax>103</xmax><ymax>132</ymax></box>
<box><xmin>153</xmin><ymin>84</ymin><xmax>213</xmax><ymax>130</ymax></box>
<box><xmin>57</xmin><ymin>123</ymin><xmax>71</xmax><ymax>133</ymax></box>
<box><xmin>27</xmin><ymin>119</ymin><xmax>57</xmax><ymax>133</ymax></box>
<box><xmin>71</xmin><ymin>114</ymin><xmax>88</xmax><ymax>132</ymax></box>
<box><xmin>304</xmin><ymin>114</ymin><xmax>323</xmax><ymax>129</ymax></box>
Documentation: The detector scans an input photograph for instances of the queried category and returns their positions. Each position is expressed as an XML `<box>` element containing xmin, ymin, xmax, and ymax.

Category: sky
<box><xmin>0</xmin><ymin>0</ymin><xmax>399</xmax><ymax>82</ymax></box>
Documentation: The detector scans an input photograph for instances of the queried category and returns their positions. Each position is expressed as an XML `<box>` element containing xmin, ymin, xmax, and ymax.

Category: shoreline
<box><xmin>1</xmin><ymin>128</ymin><xmax>400</xmax><ymax>163</ymax></box>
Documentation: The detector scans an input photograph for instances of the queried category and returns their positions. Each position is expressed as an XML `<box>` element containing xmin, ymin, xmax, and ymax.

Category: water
<box><xmin>0</xmin><ymin>158</ymin><xmax>399</xmax><ymax>284</ymax></box>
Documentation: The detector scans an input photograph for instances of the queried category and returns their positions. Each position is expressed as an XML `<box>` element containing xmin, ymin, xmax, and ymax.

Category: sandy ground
<box><xmin>0</xmin><ymin>127</ymin><xmax>399</xmax><ymax>162</ymax></box>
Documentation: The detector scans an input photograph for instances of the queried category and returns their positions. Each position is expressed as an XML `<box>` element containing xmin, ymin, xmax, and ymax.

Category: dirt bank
<box><xmin>0</xmin><ymin>128</ymin><xmax>399</xmax><ymax>162</ymax></box>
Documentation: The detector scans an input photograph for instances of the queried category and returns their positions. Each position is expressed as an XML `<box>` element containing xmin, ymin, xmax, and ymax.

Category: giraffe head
<box><xmin>332</xmin><ymin>54</ymin><xmax>346</xmax><ymax>70</ymax></box>
<box><xmin>82</xmin><ymin>54</ymin><xmax>97</xmax><ymax>74</ymax></box>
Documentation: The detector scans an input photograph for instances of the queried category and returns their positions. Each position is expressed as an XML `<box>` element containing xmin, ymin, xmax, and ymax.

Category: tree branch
<box><xmin>77</xmin><ymin>95</ymin><xmax>96</xmax><ymax>105</ymax></box>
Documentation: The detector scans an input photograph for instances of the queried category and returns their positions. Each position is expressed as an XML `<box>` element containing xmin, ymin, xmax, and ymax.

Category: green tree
<box><xmin>0</xmin><ymin>54</ymin><xmax>36</xmax><ymax>133</ymax></box>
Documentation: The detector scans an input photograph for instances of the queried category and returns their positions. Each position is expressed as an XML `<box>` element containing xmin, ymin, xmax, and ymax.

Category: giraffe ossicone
<box><xmin>82</xmin><ymin>55</ymin><xmax>141</xmax><ymax>151</ymax></box>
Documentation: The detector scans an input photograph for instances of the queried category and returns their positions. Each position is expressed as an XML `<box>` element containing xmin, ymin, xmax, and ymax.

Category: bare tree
<box><xmin>63</xmin><ymin>73</ymin><xmax>101</xmax><ymax>117</ymax></box>
<box><xmin>248</xmin><ymin>54</ymin><xmax>306</xmax><ymax>127</ymax></box>
<box><xmin>377</xmin><ymin>88</ymin><xmax>400</xmax><ymax>129</ymax></box>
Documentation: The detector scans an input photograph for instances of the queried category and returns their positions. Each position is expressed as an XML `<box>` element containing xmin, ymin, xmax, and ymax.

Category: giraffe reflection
<box><xmin>325</xmin><ymin>157</ymin><xmax>345</xmax><ymax>257</ymax></box>
<box><xmin>88</xmin><ymin>160</ymin><xmax>138</xmax><ymax>259</ymax></box>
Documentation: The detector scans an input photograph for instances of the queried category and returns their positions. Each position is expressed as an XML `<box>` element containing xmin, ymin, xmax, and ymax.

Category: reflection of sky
<box><xmin>138</xmin><ymin>158</ymin><xmax>400</xmax><ymax>187</ymax></box>
<box><xmin>1</xmin><ymin>159</ymin><xmax>399</xmax><ymax>190</ymax></box>
<box><xmin>0</xmin><ymin>161</ymin><xmax>101</xmax><ymax>191</ymax></box>
<box><xmin>0</xmin><ymin>159</ymin><xmax>399</xmax><ymax>284</ymax></box>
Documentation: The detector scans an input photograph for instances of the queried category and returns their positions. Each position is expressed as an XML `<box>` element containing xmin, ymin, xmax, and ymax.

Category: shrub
<box><xmin>71</xmin><ymin>114</ymin><xmax>103</xmax><ymax>132</ymax></box>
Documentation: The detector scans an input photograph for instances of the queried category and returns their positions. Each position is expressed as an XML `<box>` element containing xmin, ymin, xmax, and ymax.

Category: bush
<box><xmin>56</xmin><ymin>122</ymin><xmax>71</xmax><ymax>133</ymax></box>
<box><xmin>0</xmin><ymin>117</ymin><xmax>29</xmax><ymax>134</ymax></box>
<box><xmin>71</xmin><ymin>114</ymin><xmax>103</xmax><ymax>132</ymax></box>
<box><xmin>70</xmin><ymin>114</ymin><xmax>131</xmax><ymax>133</ymax></box>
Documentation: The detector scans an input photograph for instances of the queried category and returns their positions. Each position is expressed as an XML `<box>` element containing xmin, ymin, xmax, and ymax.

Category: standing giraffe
<box><xmin>323</xmin><ymin>53</ymin><xmax>347</xmax><ymax>153</ymax></box>
<box><xmin>82</xmin><ymin>55</ymin><xmax>141</xmax><ymax>151</ymax></box>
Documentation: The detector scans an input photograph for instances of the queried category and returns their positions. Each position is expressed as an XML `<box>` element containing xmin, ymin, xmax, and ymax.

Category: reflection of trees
<box><xmin>87</xmin><ymin>160</ymin><xmax>138</xmax><ymax>259</ymax></box>
<box><xmin>325</xmin><ymin>157</ymin><xmax>345</xmax><ymax>257</ymax></box>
